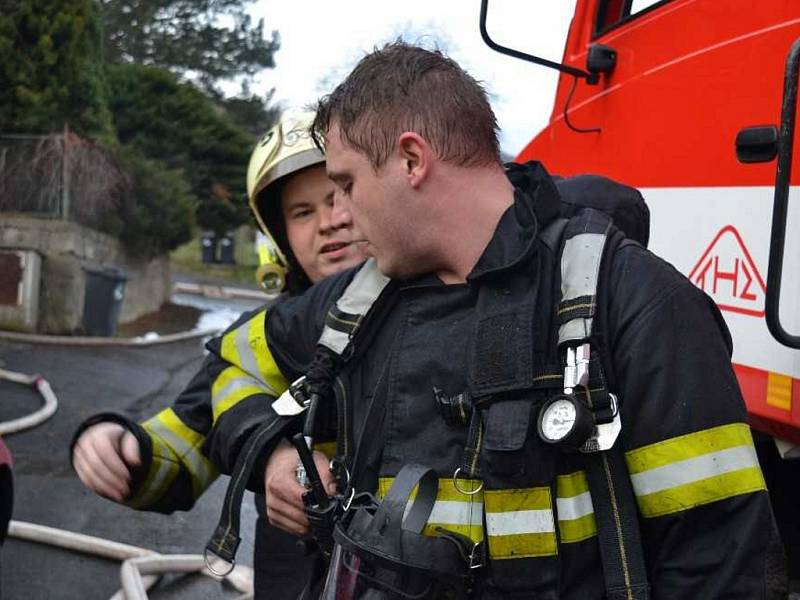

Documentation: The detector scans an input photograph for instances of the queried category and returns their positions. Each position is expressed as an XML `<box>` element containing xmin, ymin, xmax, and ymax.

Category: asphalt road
<box><xmin>0</xmin><ymin>334</ymin><xmax>257</xmax><ymax>599</ymax></box>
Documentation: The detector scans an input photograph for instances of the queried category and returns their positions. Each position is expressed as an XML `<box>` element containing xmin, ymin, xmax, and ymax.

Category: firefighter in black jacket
<box><xmin>70</xmin><ymin>111</ymin><xmax>367</xmax><ymax>599</ymax></box>
<box><xmin>199</xmin><ymin>43</ymin><xmax>784</xmax><ymax>598</ymax></box>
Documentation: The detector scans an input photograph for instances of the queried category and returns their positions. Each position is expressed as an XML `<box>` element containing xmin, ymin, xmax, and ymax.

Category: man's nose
<box><xmin>329</xmin><ymin>193</ymin><xmax>353</xmax><ymax>231</ymax></box>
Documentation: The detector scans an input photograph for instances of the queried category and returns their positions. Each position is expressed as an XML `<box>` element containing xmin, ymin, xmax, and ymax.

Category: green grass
<box><xmin>170</xmin><ymin>226</ymin><xmax>261</xmax><ymax>286</ymax></box>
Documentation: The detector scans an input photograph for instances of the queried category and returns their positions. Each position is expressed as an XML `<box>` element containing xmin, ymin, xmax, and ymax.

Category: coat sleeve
<box><xmin>69</xmin><ymin>357</ymin><xmax>220</xmax><ymax>514</ymax></box>
<box><xmin>606</xmin><ymin>244</ymin><xmax>783</xmax><ymax>599</ymax></box>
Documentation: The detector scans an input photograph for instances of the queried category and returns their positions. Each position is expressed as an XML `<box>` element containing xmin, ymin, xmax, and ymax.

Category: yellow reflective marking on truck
<box><xmin>766</xmin><ymin>372</ymin><xmax>792</xmax><ymax>411</ymax></box>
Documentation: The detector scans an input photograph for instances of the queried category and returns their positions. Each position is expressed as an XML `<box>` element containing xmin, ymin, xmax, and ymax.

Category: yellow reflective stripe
<box><xmin>558</xmin><ymin>512</ymin><xmax>597</xmax><ymax>544</ymax></box>
<box><xmin>211</xmin><ymin>366</ymin><xmax>266</xmax><ymax>421</ymax></box>
<box><xmin>145</xmin><ymin>408</ymin><xmax>203</xmax><ymax>448</ymax></box>
<box><xmin>626</xmin><ymin>424</ymin><xmax>766</xmax><ymax>518</ymax></box>
<box><xmin>143</xmin><ymin>408</ymin><xmax>219</xmax><ymax>499</ymax></box>
<box><xmin>377</xmin><ymin>477</ymin><xmax>484</xmax><ymax>502</ymax></box>
<box><xmin>484</xmin><ymin>487</ymin><xmax>557</xmax><ymax>559</ymax></box>
<box><xmin>556</xmin><ymin>471</ymin><xmax>597</xmax><ymax>543</ymax></box>
<box><xmin>249</xmin><ymin>311</ymin><xmax>289</xmax><ymax>393</ymax></box>
<box><xmin>556</xmin><ymin>470</ymin><xmax>589</xmax><ymax>497</ymax></box>
<box><xmin>625</xmin><ymin>423</ymin><xmax>754</xmax><ymax>473</ymax></box>
<box><xmin>485</xmin><ymin>487</ymin><xmax>551</xmax><ymax>512</ymax></box>
<box><xmin>221</xmin><ymin>327</ymin><xmax>241</xmax><ymax>371</ymax></box>
<box><xmin>635</xmin><ymin>466</ymin><xmax>765</xmax><ymax>518</ymax></box>
<box><xmin>127</xmin><ymin>437</ymin><xmax>180</xmax><ymax>509</ymax></box>
<box><xmin>377</xmin><ymin>477</ymin><xmax>484</xmax><ymax>543</ymax></box>
<box><xmin>220</xmin><ymin>310</ymin><xmax>288</xmax><ymax>397</ymax></box>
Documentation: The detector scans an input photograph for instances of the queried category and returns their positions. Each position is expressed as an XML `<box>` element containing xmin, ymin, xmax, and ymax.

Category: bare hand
<box><xmin>264</xmin><ymin>439</ymin><xmax>336</xmax><ymax>535</ymax></box>
<box><xmin>72</xmin><ymin>422</ymin><xmax>142</xmax><ymax>503</ymax></box>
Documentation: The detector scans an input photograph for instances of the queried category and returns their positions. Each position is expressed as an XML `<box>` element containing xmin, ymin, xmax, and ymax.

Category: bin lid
<box><xmin>82</xmin><ymin>265</ymin><xmax>128</xmax><ymax>281</ymax></box>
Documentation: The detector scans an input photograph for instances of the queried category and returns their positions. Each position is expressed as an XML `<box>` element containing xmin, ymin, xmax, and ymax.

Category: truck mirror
<box><xmin>479</xmin><ymin>0</ymin><xmax>594</xmax><ymax>83</ymax></box>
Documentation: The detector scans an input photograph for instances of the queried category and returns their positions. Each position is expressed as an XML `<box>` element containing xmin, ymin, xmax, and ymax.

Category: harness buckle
<box><xmin>580</xmin><ymin>393</ymin><xmax>621</xmax><ymax>453</ymax></box>
<box><xmin>271</xmin><ymin>376</ymin><xmax>311</xmax><ymax>416</ymax></box>
<box><xmin>469</xmin><ymin>541</ymin><xmax>486</xmax><ymax>570</ymax></box>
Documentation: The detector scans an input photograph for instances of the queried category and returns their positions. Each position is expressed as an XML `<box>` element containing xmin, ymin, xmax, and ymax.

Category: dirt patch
<box><xmin>116</xmin><ymin>302</ymin><xmax>202</xmax><ymax>337</ymax></box>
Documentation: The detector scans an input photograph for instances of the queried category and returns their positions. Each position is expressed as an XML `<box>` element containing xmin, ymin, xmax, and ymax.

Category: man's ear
<box><xmin>397</xmin><ymin>132</ymin><xmax>430</xmax><ymax>189</ymax></box>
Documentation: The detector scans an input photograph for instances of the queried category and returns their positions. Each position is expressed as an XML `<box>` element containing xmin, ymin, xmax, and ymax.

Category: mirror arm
<box><xmin>479</xmin><ymin>0</ymin><xmax>598</xmax><ymax>84</ymax></box>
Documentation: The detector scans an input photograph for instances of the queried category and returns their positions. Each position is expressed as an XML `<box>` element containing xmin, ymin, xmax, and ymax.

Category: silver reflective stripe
<box><xmin>558</xmin><ymin>232</ymin><xmax>605</xmax><ymax>345</ymax></box>
<box><xmin>560</xmin><ymin>233</ymin><xmax>605</xmax><ymax>302</ymax></box>
<box><xmin>556</xmin><ymin>490</ymin><xmax>594</xmax><ymax>521</ymax></box>
<box><xmin>213</xmin><ymin>372</ymin><xmax>273</xmax><ymax>409</ymax></box>
<box><xmin>559</xmin><ymin>318</ymin><xmax>593</xmax><ymax>345</ymax></box>
<box><xmin>337</xmin><ymin>258</ymin><xmax>390</xmax><ymax>315</ymax></box>
<box><xmin>402</xmin><ymin>500</ymin><xmax>484</xmax><ymax>527</ymax></box>
<box><xmin>234</xmin><ymin>324</ymin><xmax>264</xmax><ymax>386</ymax></box>
<box><xmin>319</xmin><ymin>258</ymin><xmax>390</xmax><ymax>354</ymax></box>
<box><xmin>429</xmin><ymin>500</ymin><xmax>484</xmax><ymax>526</ymax></box>
<box><xmin>147</xmin><ymin>422</ymin><xmax>216</xmax><ymax>488</ymax></box>
<box><xmin>630</xmin><ymin>444</ymin><xmax>760</xmax><ymax>497</ymax></box>
<box><xmin>135</xmin><ymin>453</ymin><xmax>174</xmax><ymax>506</ymax></box>
<box><xmin>485</xmin><ymin>509</ymin><xmax>555</xmax><ymax>535</ymax></box>
<box><xmin>318</xmin><ymin>328</ymin><xmax>350</xmax><ymax>355</ymax></box>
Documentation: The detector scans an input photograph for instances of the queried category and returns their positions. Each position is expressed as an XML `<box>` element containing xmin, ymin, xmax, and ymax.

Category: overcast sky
<box><xmin>246</xmin><ymin>1</ymin><xmax>576</xmax><ymax>157</ymax></box>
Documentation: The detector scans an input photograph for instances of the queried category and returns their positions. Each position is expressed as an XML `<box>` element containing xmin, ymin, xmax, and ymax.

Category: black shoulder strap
<box><xmin>557</xmin><ymin>209</ymin><xmax>650</xmax><ymax>600</ymax></box>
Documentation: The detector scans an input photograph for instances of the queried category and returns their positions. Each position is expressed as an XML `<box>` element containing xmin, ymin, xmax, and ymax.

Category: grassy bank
<box><xmin>170</xmin><ymin>226</ymin><xmax>260</xmax><ymax>286</ymax></box>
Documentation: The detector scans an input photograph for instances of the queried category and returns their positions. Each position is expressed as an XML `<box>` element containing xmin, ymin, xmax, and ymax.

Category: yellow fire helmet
<box><xmin>247</xmin><ymin>111</ymin><xmax>324</xmax><ymax>292</ymax></box>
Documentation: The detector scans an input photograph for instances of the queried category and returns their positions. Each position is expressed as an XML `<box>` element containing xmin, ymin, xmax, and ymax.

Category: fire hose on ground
<box><xmin>0</xmin><ymin>365</ymin><xmax>254</xmax><ymax>599</ymax></box>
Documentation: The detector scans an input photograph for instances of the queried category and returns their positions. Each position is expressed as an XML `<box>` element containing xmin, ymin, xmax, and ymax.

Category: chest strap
<box><xmin>559</xmin><ymin>210</ymin><xmax>649</xmax><ymax>600</ymax></box>
<box><xmin>318</xmin><ymin>258</ymin><xmax>391</xmax><ymax>357</ymax></box>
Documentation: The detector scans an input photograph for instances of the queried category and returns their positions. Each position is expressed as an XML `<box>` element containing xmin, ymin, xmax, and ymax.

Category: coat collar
<box><xmin>467</xmin><ymin>161</ymin><xmax>560</xmax><ymax>282</ymax></box>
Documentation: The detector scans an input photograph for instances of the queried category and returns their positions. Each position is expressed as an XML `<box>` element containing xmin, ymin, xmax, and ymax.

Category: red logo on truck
<box><xmin>689</xmin><ymin>226</ymin><xmax>767</xmax><ymax>317</ymax></box>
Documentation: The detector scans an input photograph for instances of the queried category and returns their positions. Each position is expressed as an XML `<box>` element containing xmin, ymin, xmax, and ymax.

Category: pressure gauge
<box><xmin>537</xmin><ymin>394</ymin><xmax>594</xmax><ymax>450</ymax></box>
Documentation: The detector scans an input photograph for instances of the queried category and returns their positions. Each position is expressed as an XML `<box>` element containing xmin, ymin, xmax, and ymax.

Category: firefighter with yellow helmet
<box><xmin>70</xmin><ymin>111</ymin><xmax>367</xmax><ymax>599</ymax></box>
<box><xmin>250</xmin><ymin>110</ymin><xmax>364</xmax><ymax>294</ymax></box>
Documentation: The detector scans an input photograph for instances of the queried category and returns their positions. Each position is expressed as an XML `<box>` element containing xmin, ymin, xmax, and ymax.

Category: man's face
<box><xmin>280</xmin><ymin>164</ymin><xmax>366</xmax><ymax>283</ymax></box>
<box><xmin>325</xmin><ymin>124</ymin><xmax>419</xmax><ymax>279</ymax></box>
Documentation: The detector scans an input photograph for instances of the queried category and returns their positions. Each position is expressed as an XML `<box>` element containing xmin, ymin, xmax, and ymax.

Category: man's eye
<box><xmin>344</xmin><ymin>182</ymin><xmax>353</xmax><ymax>195</ymax></box>
<box><xmin>292</xmin><ymin>209</ymin><xmax>313</xmax><ymax>219</ymax></box>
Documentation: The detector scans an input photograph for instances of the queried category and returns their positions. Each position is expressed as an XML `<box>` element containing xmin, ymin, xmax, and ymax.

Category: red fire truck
<box><xmin>481</xmin><ymin>0</ymin><xmax>800</xmax><ymax>574</ymax></box>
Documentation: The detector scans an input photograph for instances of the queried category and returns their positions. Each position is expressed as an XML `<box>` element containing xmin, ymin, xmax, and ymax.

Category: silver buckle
<box><xmin>579</xmin><ymin>393</ymin><xmax>621</xmax><ymax>453</ymax></box>
<box><xmin>271</xmin><ymin>376</ymin><xmax>310</xmax><ymax>416</ymax></box>
<box><xmin>469</xmin><ymin>541</ymin><xmax>485</xmax><ymax>569</ymax></box>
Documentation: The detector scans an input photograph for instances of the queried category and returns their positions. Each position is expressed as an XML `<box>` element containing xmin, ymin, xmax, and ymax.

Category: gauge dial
<box><xmin>540</xmin><ymin>398</ymin><xmax>577</xmax><ymax>441</ymax></box>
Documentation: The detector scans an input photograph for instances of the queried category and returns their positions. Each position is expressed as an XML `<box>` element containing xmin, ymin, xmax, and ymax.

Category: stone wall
<box><xmin>0</xmin><ymin>214</ymin><xmax>170</xmax><ymax>334</ymax></box>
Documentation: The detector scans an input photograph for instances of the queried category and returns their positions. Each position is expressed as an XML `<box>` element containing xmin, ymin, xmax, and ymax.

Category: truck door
<box><xmin>514</xmin><ymin>0</ymin><xmax>800</xmax><ymax>449</ymax></box>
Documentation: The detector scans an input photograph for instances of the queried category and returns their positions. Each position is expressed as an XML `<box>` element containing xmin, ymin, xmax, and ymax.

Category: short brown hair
<box><xmin>313</xmin><ymin>41</ymin><xmax>500</xmax><ymax>169</ymax></box>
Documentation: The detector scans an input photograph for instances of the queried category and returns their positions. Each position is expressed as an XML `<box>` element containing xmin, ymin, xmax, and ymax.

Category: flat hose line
<box><xmin>0</xmin><ymin>366</ymin><xmax>254</xmax><ymax>599</ymax></box>
<box><xmin>0</xmin><ymin>326</ymin><xmax>219</xmax><ymax>347</ymax></box>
